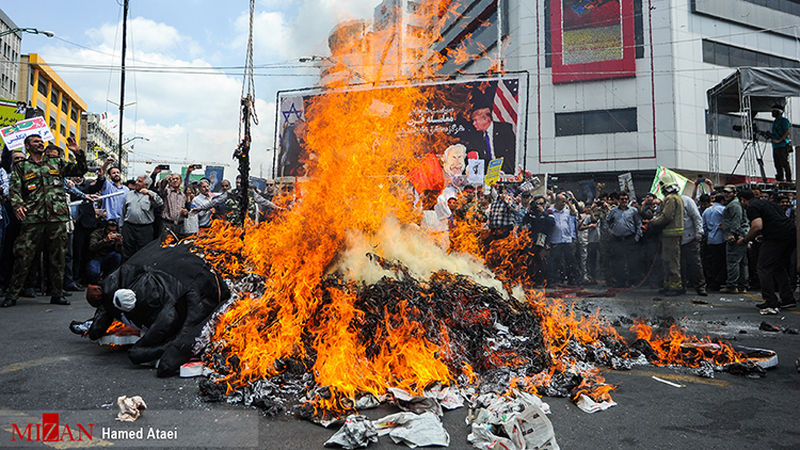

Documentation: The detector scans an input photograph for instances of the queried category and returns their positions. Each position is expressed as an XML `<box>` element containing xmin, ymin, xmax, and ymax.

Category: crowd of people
<box><xmin>0</xmin><ymin>134</ymin><xmax>278</xmax><ymax>308</ymax></box>
<box><xmin>1</xmin><ymin>133</ymin><xmax>797</xmax><ymax>318</ymax></box>
<box><xmin>430</xmin><ymin>177</ymin><xmax>797</xmax><ymax>316</ymax></box>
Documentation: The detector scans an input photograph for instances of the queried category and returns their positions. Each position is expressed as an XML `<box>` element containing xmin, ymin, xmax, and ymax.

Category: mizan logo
<box><xmin>11</xmin><ymin>413</ymin><xmax>94</xmax><ymax>442</ymax></box>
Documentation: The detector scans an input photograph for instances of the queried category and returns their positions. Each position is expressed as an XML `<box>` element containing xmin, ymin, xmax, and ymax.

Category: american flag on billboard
<box><xmin>492</xmin><ymin>79</ymin><xmax>519</xmax><ymax>133</ymax></box>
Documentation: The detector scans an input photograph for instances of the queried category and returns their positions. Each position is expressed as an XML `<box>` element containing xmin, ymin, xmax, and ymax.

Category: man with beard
<box><xmin>97</xmin><ymin>157</ymin><xmax>128</xmax><ymax>225</ymax></box>
<box><xmin>2</xmin><ymin>135</ymin><xmax>87</xmax><ymax>307</ymax></box>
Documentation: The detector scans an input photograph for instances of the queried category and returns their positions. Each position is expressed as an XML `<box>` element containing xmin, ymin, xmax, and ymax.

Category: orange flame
<box><xmin>191</xmin><ymin>0</ymin><xmax>755</xmax><ymax>414</ymax></box>
<box><xmin>629</xmin><ymin>321</ymin><xmax>749</xmax><ymax>368</ymax></box>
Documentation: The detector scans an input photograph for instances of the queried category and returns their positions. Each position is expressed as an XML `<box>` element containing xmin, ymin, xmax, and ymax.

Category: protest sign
<box><xmin>618</xmin><ymin>172</ymin><xmax>636</xmax><ymax>200</ymax></box>
<box><xmin>466</xmin><ymin>159</ymin><xmax>484</xmax><ymax>185</ymax></box>
<box><xmin>484</xmin><ymin>158</ymin><xmax>504</xmax><ymax>186</ymax></box>
<box><xmin>0</xmin><ymin>117</ymin><xmax>55</xmax><ymax>150</ymax></box>
<box><xmin>204</xmin><ymin>165</ymin><xmax>225</xmax><ymax>192</ymax></box>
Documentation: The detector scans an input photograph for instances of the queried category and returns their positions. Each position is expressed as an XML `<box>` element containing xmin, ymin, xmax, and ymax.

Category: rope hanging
<box><xmin>234</xmin><ymin>0</ymin><xmax>258</xmax><ymax>227</ymax></box>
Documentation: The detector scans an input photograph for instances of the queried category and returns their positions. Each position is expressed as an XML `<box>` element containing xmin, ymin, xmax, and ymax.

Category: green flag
<box><xmin>650</xmin><ymin>166</ymin><xmax>688</xmax><ymax>199</ymax></box>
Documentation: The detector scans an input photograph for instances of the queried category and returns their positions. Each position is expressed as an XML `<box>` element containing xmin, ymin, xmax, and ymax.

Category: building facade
<box><xmin>84</xmin><ymin>113</ymin><xmax>130</xmax><ymax>174</ymax></box>
<box><xmin>324</xmin><ymin>0</ymin><xmax>799</xmax><ymax>193</ymax></box>
<box><xmin>373</xmin><ymin>0</ymin><xmax>430</xmax><ymax>78</ymax></box>
<box><xmin>17</xmin><ymin>53</ymin><xmax>87</xmax><ymax>154</ymax></box>
<box><xmin>0</xmin><ymin>8</ymin><xmax>22</xmax><ymax>101</ymax></box>
<box><xmin>433</xmin><ymin>0</ymin><xmax>799</xmax><ymax>190</ymax></box>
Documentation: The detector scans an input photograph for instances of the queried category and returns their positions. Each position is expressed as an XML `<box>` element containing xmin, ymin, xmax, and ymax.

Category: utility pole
<box><xmin>118</xmin><ymin>0</ymin><xmax>129</xmax><ymax>171</ymax></box>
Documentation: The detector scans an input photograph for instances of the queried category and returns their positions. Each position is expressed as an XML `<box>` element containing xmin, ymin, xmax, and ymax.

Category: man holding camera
<box><xmin>87</xmin><ymin>219</ymin><xmax>123</xmax><ymax>283</ymax></box>
<box><xmin>160</xmin><ymin>173</ymin><xmax>188</xmax><ymax>237</ymax></box>
<box><xmin>770</xmin><ymin>104</ymin><xmax>792</xmax><ymax>182</ymax></box>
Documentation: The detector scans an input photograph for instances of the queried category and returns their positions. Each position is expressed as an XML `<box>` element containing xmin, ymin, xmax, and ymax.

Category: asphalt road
<box><xmin>1</xmin><ymin>288</ymin><xmax>799</xmax><ymax>449</ymax></box>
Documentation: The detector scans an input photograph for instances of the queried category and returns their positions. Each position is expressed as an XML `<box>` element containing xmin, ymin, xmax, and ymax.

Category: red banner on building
<box><xmin>550</xmin><ymin>0</ymin><xmax>636</xmax><ymax>83</ymax></box>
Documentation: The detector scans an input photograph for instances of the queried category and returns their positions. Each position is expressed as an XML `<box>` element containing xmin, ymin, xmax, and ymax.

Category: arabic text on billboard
<box><xmin>275</xmin><ymin>76</ymin><xmax>525</xmax><ymax>179</ymax></box>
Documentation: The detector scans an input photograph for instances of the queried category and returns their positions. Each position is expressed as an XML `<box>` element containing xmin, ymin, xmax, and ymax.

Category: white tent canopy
<box><xmin>707</xmin><ymin>67</ymin><xmax>800</xmax><ymax>114</ymax></box>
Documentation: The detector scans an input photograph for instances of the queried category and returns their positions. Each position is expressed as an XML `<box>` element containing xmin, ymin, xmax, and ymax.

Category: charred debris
<box><xmin>195</xmin><ymin>250</ymin><xmax>768</xmax><ymax>423</ymax></box>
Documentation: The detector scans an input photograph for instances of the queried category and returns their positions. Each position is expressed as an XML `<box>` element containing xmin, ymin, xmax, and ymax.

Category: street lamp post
<box><xmin>0</xmin><ymin>28</ymin><xmax>55</xmax><ymax>38</ymax></box>
<box><xmin>121</xmin><ymin>136</ymin><xmax>148</xmax><ymax>146</ymax></box>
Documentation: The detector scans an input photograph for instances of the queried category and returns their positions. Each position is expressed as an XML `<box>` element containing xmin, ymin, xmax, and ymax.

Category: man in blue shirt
<box><xmin>97</xmin><ymin>158</ymin><xmax>129</xmax><ymax>224</ymax></box>
<box><xmin>702</xmin><ymin>193</ymin><xmax>726</xmax><ymax>291</ymax></box>
<box><xmin>770</xmin><ymin>104</ymin><xmax>792</xmax><ymax>182</ymax></box>
<box><xmin>548</xmin><ymin>193</ymin><xmax>577</xmax><ymax>285</ymax></box>
<box><xmin>605</xmin><ymin>191</ymin><xmax>642</xmax><ymax>287</ymax></box>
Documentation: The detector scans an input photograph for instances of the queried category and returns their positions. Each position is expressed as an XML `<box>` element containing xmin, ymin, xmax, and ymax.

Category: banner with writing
<box><xmin>0</xmin><ymin>117</ymin><xmax>55</xmax><ymax>150</ymax></box>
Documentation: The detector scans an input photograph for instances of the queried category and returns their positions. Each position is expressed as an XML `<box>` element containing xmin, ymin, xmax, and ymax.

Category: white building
<box><xmin>373</xmin><ymin>0</ymin><xmax>429</xmax><ymax>79</ymax></box>
<box><xmin>85</xmin><ymin>113</ymin><xmax>129</xmax><ymax>174</ymax></box>
<box><xmin>434</xmin><ymin>0</ymin><xmax>799</xmax><ymax>190</ymax></box>
<box><xmin>0</xmin><ymin>8</ymin><xmax>22</xmax><ymax>100</ymax></box>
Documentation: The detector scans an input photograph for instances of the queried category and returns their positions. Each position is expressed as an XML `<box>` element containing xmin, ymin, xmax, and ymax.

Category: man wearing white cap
<box><xmin>84</xmin><ymin>242</ymin><xmax>229</xmax><ymax>377</ymax></box>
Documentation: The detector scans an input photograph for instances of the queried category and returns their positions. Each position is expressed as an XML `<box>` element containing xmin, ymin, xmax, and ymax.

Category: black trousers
<box><xmin>703</xmin><ymin>243</ymin><xmax>726</xmax><ymax>289</ymax></box>
<box><xmin>773</xmin><ymin>146</ymin><xmax>792</xmax><ymax>182</ymax></box>
<box><xmin>586</xmin><ymin>242</ymin><xmax>600</xmax><ymax>281</ymax></box>
<box><xmin>757</xmin><ymin>238</ymin><xmax>795</xmax><ymax>307</ymax></box>
<box><xmin>122</xmin><ymin>222</ymin><xmax>155</xmax><ymax>260</ymax></box>
<box><xmin>548</xmin><ymin>242</ymin><xmax>577</xmax><ymax>285</ymax></box>
<box><xmin>608</xmin><ymin>235</ymin><xmax>637</xmax><ymax>286</ymax></box>
<box><xmin>680</xmin><ymin>239</ymin><xmax>707</xmax><ymax>291</ymax></box>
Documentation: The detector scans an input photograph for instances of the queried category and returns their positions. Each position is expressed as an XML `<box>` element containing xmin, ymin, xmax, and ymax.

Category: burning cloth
<box><xmin>86</xmin><ymin>241</ymin><xmax>230</xmax><ymax>377</ymax></box>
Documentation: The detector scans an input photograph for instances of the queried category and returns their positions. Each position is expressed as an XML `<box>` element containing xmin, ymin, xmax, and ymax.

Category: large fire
<box><xmin>191</xmin><ymin>0</ymin><xmax>764</xmax><ymax>420</ymax></box>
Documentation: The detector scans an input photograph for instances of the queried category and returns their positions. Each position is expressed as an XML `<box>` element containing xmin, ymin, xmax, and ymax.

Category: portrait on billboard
<box><xmin>275</xmin><ymin>76</ymin><xmax>525</xmax><ymax>179</ymax></box>
<box><xmin>551</xmin><ymin>0</ymin><xmax>636</xmax><ymax>83</ymax></box>
<box><xmin>277</xmin><ymin>97</ymin><xmax>308</xmax><ymax>177</ymax></box>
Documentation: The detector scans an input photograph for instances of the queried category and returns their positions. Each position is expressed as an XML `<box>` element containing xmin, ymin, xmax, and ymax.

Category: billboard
<box><xmin>0</xmin><ymin>98</ymin><xmax>26</xmax><ymax>130</ymax></box>
<box><xmin>551</xmin><ymin>0</ymin><xmax>636</xmax><ymax>83</ymax></box>
<box><xmin>275</xmin><ymin>76</ymin><xmax>526</xmax><ymax>180</ymax></box>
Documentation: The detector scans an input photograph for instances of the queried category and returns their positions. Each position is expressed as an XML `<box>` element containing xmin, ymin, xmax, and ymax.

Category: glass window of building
<box><xmin>37</xmin><ymin>75</ymin><xmax>48</xmax><ymax>96</ymax></box>
<box><xmin>50</xmin><ymin>88</ymin><xmax>59</xmax><ymax>106</ymax></box>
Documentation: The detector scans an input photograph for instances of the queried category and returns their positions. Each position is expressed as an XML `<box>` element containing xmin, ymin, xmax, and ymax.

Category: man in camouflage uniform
<box><xmin>2</xmin><ymin>134</ymin><xmax>87</xmax><ymax>307</ymax></box>
<box><xmin>649</xmin><ymin>183</ymin><xmax>685</xmax><ymax>296</ymax></box>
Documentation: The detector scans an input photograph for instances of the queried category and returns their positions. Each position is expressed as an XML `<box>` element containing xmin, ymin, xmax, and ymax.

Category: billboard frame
<box><xmin>550</xmin><ymin>0</ymin><xmax>637</xmax><ymax>84</ymax></box>
<box><xmin>272</xmin><ymin>72</ymin><xmax>531</xmax><ymax>179</ymax></box>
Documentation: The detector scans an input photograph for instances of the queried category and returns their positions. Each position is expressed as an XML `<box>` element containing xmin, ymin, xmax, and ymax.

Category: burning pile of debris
<box><xmin>181</xmin><ymin>1</ymin><xmax>775</xmax><ymax>445</ymax></box>
<box><xmin>192</xmin><ymin>218</ymin><xmax>771</xmax><ymax>428</ymax></box>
